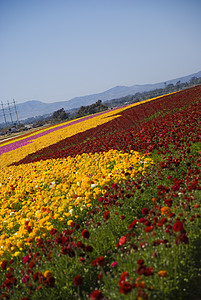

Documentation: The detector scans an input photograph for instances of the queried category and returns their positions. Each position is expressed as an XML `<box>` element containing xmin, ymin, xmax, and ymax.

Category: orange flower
<box><xmin>158</xmin><ymin>270</ymin><xmax>167</xmax><ymax>277</ymax></box>
<box><xmin>44</xmin><ymin>270</ymin><xmax>53</xmax><ymax>278</ymax></box>
<box><xmin>161</xmin><ymin>206</ymin><xmax>171</xmax><ymax>215</ymax></box>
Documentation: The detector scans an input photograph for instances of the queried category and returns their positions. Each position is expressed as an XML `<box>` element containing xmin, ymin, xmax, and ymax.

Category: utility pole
<box><xmin>13</xmin><ymin>99</ymin><xmax>20</xmax><ymax>127</ymax></box>
<box><xmin>8</xmin><ymin>101</ymin><xmax>13</xmax><ymax>124</ymax></box>
<box><xmin>1</xmin><ymin>101</ymin><xmax>8</xmax><ymax>128</ymax></box>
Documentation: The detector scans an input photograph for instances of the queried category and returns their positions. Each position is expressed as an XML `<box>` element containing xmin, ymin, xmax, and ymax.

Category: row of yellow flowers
<box><xmin>0</xmin><ymin>149</ymin><xmax>153</xmax><ymax>260</ymax></box>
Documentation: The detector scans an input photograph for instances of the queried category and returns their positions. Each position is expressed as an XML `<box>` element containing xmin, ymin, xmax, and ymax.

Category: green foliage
<box><xmin>52</xmin><ymin>108</ymin><xmax>70</xmax><ymax>121</ymax></box>
<box><xmin>75</xmin><ymin>100</ymin><xmax>108</xmax><ymax>118</ymax></box>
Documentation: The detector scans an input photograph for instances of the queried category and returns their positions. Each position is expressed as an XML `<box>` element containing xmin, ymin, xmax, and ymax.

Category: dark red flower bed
<box><xmin>12</xmin><ymin>85</ymin><xmax>201</xmax><ymax>166</ymax></box>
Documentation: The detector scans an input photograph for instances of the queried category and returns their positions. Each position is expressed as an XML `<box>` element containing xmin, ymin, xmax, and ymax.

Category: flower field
<box><xmin>0</xmin><ymin>85</ymin><xmax>201</xmax><ymax>299</ymax></box>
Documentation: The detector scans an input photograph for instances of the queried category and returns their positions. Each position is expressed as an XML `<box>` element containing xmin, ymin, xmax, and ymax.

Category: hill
<box><xmin>1</xmin><ymin>70</ymin><xmax>200</xmax><ymax>124</ymax></box>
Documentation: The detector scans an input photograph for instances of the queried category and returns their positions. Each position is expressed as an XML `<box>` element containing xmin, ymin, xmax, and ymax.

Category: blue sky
<box><xmin>0</xmin><ymin>0</ymin><xmax>201</xmax><ymax>104</ymax></box>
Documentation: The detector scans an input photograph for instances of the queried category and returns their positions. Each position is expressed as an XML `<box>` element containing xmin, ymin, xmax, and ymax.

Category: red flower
<box><xmin>111</xmin><ymin>183</ymin><xmax>118</xmax><ymax>189</ymax></box>
<box><xmin>49</xmin><ymin>228</ymin><xmax>58</xmax><ymax>236</ymax></box>
<box><xmin>96</xmin><ymin>256</ymin><xmax>105</xmax><ymax>266</ymax></box>
<box><xmin>104</xmin><ymin>210</ymin><xmax>110</xmax><ymax>220</ymax></box>
<box><xmin>175</xmin><ymin>233</ymin><xmax>189</xmax><ymax>245</ymax></box>
<box><xmin>84</xmin><ymin>245</ymin><xmax>93</xmax><ymax>252</ymax></box>
<box><xmin>91</xmin><ymin>256</ymin><xmax>105</xmax><ymax>267</ymax></box>
<box><xmin>172</xmin><ymin>221</ymin><xmax>184</xmax><ymax>232</ymax></box>
<box><xmin>128</xmin><ymin>219</ymin><xmax>138</xmax><ymax>230</ymax></box>
<box><xmin>119</xmin><ymin>281</ymin><xmax>133</xmax><ymax>294</ymax></box>
<box><xmin>137</xmin><ymin>265</ymin><xmax>146</xmax><ymax>275</ymax></box>
<box><xmin>77</xmin><ymin>241</ymin><xmax>85</xmax><ymax>249</ymax></box>
<box><xmin>1</xmin><ymin>260</ymin><xmax>8</xmax><ymax>270</ymax></box>
<box><xmin>32</xmin><ymin>271</ymin><xmax>44</xmax><ymax>282</ymax></box>
<box><xmin>120</xmin><ymin>271</ymin><xmax>129</xmax><ymax>281</ymax></box>
<box><xmin>142</xmin><ymin>208</ymin><xmax>149</xmax><ymax>215</ymax></box>
<box><xmin>28</xmin><ymin>261</ymin><xmax>35</xmax><ymax>269</ymax></box>
<box><xmin>45</xmin><ymin>276</ymin><xmax>55</xmax><ymax>287</ymax></box>
<box><xmin>157</xmin><ymin>217</ymin><xmax>167</xmax><ymax>227</ymax></box>
<box><xmin>61</xmin><ymin>247</ymin><xmax>75</xmax><ymax>257</ymax></box>
<box><xmin>98</xmin><ymin>271</ymin><xmax>103</xmax><ymax>280</ymax></box>
<box><xmin>119</xmin><ymin>236</ymin><xmax>126</xmax><ymax>246</ymax></box>
<box><xmin>73</xmin><ymin>275</ymin><xmax>83</xmax><ymax>286</ymax></box>
<box><xmin>137</xmin><ymin>259</ymin><xmax>144</xmax><ymax>265</ymax></box>
<box><xmin>164</xmin><ymin>199</ymin><xmax>173</xmax><ymax>207</ymax></box>
<box><xmin>145</xmin><ymin>226</ymin><xmax>154</xmax><ymax>233</ymax></box>
<box><xmin>144</xmin><ymin>267</ymin><xmax>154</xmax><ymax>276</ymax></box>
<box><xmin>81</xmin><ymin>229</ymin><xmax>90</xmax><ymax>239</ymax></box>
<box><xmin>89</xmin><ymin>290</ymin><xmax>104</xmax><ymax>299</ymax></box>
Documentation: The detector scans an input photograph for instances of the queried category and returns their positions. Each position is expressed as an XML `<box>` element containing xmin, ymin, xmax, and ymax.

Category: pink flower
<box><xmin>111</xmin><ymin>261</ymin><xmax>118</xmax><ymax>267</ymax></box>
<box><xmin>22</xmin><ymin>255</ymin><xmax>31</xmax><ymax>264</ymax></box>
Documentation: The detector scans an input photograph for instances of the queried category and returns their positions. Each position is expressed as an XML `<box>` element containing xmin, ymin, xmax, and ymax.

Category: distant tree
<box><xmin>75</xmin><ymin>100</ymin><xmax>108</xmax><ymax>118</ymax></box>
<box><xmin>52</xmin><ymin>108</ymin><xmax>69</xmax><ymax>121</ymax></box>
<box><xmin>189</xmin><ymin>76</ymin><xmax>197</xmax><ymax>85</ymax></box>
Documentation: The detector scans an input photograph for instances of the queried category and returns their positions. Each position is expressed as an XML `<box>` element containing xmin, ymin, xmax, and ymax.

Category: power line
<box><xmin>1</xmin><ymin>102</ymin><xmax>8</xmax><ymax>127</ymax></box>
<box><xmin>8</xmin><ymin>101</ymin><xmax>13</xmax><ymax>124</ymax></box>
<box><xmin>0</xmin><ymin>100</ymin><xmax>20</xmax><ymax>128</ymax></box>
<box><xmin>13</xmin><ymin>99</ymin><xmax>20</xmax><ymax>127</ymax></box>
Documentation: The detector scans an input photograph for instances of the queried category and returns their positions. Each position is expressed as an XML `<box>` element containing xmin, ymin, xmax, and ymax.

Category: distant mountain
<box><xmin>1</xmin><ymin>71</ymin><xmax>201</xmax><ymax>122</ymax></box>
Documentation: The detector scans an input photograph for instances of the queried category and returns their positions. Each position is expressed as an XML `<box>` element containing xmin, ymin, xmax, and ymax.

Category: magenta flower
<box><xmin>22</xmin><ymin>275</ymin><xmax>30</xmax><ymax>283</ymax></box>
<box><xmin>111</xmin><ymin>261</ymin><xmax>118</xmax><ymax>267</ymax></box>
<box><xmin>22</xmin><ymin>255</ymin><xmax>31</xmax><ymax>264</ymax></box>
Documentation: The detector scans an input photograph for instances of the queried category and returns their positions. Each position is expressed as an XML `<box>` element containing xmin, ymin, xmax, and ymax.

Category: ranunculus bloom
<box><xmin>81</xmin><ymin>229</ymin><xmax>90</xmax><ymax>239</ymax></box>
<box><xmin>44</xmin><ymin>270</ymin><xmax>53</xmax><ymax>278</ymax></box>
<box><xmin>137</xmin><ymin>265</ymin><xmax>146</xmax><ymax>275</ymax></box>
<box><xmin>1</xmin><ymin>260</ymin><xmax>8</xmax><ymax>270</ymax></box>
<box><xmin>96</xmin><ymin>256</ymin><xmax>105</xmax><ymax>266</ymax></box>
<box><xmin>144</xmin><ymin>267</ymin><xmax>154</xmax><ymax>276</ymax></box>
<box><xmin>172</xmin><ymin>221</ymin><xmax>184</xmax><ymax>232</ymax></box>
<box><xmin>32</xmin><ymin>271</ymin><xmax>44</xmax><ymax>282</ymax></box>
<box><xmin>22</xmin><ymin>255</ymin><xmax>31</xmax><ymax>264</ymax></box>
<box><xmin>145</xmin><ymin>226</ymin><xmax>154</xmax><ymax>233</ymax></box>
<box><xmin>119</xmin><ymin>236</ymin><xmax>126</xmax><ymax>246</ymax></box>
<box><xmin>120</xmin><ymin>271</ymin><xmax>129</xmax><ymax>281</ymax></box>
<box><xmin>28</xmin><ymin>261</ymin><xmax>35</xmax><ymax>269</ymax></box>
<box><xmin>45</xmin><ymin>276</ymin><xmax>55</xmax><ymax>287</ymax></box>
<box><xmin>111</xmin><ymin>261</ymin><xmax>118</xmax><ymax>267</ymax></box>
<box><xmin>22</xmin><ymin>275</ymin><xmax>30</xmax><ymax>283</ymax></box>
<box><xmin>142</xmin><ymin>208</ymin><xmax>149</xmax><ymax>215</ymax></box>
<box><xmin>73</xmin><ymin>275</ymin><xmax>83</xmax><ymax>286</ymax></box>
<box><xmin>84</xmin><ymin>245</ymin><xmax>93</xmax><ymax>252</ymax></box>
<box><xmin>89</xmin><ymin>290</ymin><xmax>104</xmax><ymax>299</ymax></box>
<box><xmin>137</xmin><ymin>259</ymin><xmax>144</xmax><ymax>265</ymax></box>
<box><xmin>158</xmin><ymin>270</ymin><xmax>167</xmax><ymax>277</ymax></box>
<box><xmin>119</xmin><ymin>281</ymin><xmax>133</xmax><ymax>294</ymax></box>
<box><xmin>161</xmin><ymin>206</ymin><xmax>171</xmax><ymax>215</ymax></box>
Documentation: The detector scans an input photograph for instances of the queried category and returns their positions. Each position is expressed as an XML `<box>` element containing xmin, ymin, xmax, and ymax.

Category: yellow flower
<box><xmin>67</xmin><ymin>220</ymin><xmax>73</xmax><ymax>226</ymax></box>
